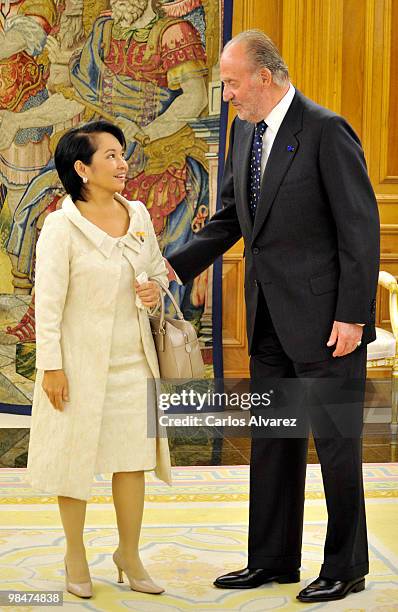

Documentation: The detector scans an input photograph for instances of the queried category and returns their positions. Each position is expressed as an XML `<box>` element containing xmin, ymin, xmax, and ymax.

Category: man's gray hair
<box><xmin>224</xmin><ymin>30</ymin><xmax>289</xmax><ymax>86</ymax></box>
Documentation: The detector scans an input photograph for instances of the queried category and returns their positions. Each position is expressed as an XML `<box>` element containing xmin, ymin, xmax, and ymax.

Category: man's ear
<box><xmin>260</xmin><ymin>67</ymin><xmax>272</xmax><ymax>86</ymax></box>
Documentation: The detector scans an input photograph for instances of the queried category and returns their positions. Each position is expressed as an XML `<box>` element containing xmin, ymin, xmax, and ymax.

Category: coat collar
<box><xmin>62</xmin><ymin>193</ymin><xmax>145</xmax><ymax>257</ymax></box>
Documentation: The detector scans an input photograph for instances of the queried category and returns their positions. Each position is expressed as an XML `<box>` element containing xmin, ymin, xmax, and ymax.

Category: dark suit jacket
<box><xmin>168</xmin><ymin>90</ymin><xmax>380</xmax><ymax>362</ymax></box>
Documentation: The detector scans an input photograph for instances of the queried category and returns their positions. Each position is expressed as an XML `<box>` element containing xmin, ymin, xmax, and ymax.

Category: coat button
<box><xmin>117</xmin><ymin>241</ymin><xmax>123</xmax><ymax>248</ymax></box>
<box><xmin>253</xmin><ymin>247</ymin><xmax>259</xmax><ymax>255</ymax></box>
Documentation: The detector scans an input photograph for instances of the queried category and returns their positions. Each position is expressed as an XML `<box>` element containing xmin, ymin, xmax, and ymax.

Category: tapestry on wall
<box><xmin>0</xmin><ymin>0</ymin><xmax>229</xmax><ymax>440</ymax></box>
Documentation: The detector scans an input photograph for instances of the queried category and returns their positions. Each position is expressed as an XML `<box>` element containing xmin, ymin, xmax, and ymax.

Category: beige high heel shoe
<box><xmin>113</xmin><ymin>550</ymin><xmax>164</xmax><ymax>594</ymax></box>
<box><xmin>64</xmin><ymin>559</ymin><xmax>93</xmax><ymax>599</ymax></box>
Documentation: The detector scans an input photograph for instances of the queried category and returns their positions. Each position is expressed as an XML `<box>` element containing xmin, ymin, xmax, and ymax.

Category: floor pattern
<box><xmin>0</xmin><ymin>464</ymin><xmax>397</xmax><ymax>611</ymax></box>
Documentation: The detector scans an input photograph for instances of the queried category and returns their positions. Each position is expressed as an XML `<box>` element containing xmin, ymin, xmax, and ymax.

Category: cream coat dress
<box><xmin>26</xmin><ymin>193</ymin><xmax>171</xmax><ymax>500</ymax></box>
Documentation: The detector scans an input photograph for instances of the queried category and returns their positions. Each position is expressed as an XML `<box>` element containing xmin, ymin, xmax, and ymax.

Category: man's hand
<box><xmin>42</xmin><ymin>369</ymin><xmax>69</xmax><ymax>411</ymax></box>
<box><xmin>327</xmin><ymin>321</ymin><xmax>364</xmax><ymax>357</ymax></box>
<box><xmin>135</xmin><ymin>280</ymin><xmax>160</xmax><ymax>308</ymax></box>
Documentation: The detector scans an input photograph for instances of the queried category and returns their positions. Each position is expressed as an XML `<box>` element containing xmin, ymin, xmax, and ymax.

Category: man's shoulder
<box><xmin>296</xmin><ymin>91</ymin><xmax>361</xmax><ymax>146</ymax></box>
<box><xmin>295</xmin><ymin>90</ymin><xmax>343</xmax><ymax>125</ymax></box>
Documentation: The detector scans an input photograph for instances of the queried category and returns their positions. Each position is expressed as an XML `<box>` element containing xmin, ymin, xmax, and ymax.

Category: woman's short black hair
<box><xmin>54</xmin><ymin>120</ymin><xmax>126</xmax><ymax>202</ymax></box>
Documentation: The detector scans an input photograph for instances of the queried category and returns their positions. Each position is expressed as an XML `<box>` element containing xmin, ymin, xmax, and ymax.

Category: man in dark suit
<box><xmin>167</xmin><ymin>30</ymin><xmax>380</xmax><ymax>603</ymax></box>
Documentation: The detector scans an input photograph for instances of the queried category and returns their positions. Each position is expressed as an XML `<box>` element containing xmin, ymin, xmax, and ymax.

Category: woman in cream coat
<box><xmin>27</xmin><ymin>120</ymin><xmax>171</xmax><ymax>598</ymax></box>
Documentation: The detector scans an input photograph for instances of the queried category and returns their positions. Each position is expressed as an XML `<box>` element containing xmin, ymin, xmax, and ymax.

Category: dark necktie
<box><xmin>249</xmin><ymin>120</ymin><xmax>267</xmax><ymax>219</ymax></box>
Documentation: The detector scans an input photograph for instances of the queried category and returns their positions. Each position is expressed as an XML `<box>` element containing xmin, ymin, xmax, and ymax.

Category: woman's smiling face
<box><xmin>76</xmin><ymin>132</ymin><xmax>128</xmax><ymax>195</ymax></box>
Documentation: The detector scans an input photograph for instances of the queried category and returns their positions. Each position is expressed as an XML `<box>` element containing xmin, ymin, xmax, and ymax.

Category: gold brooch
<box><xmin>135</xmin><ymin>231</ymin><xmax>146</xmax><ymax>242</ymax></box>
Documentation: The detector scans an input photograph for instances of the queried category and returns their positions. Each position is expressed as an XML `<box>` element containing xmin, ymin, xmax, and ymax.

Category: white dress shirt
<box><xmin>260</xmin><ymin>83</ymin><xmax>296</xmax><ymax>177</ymax></box>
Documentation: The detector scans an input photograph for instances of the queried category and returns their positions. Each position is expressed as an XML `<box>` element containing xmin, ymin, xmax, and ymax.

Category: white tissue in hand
<box><xmin>136</xmin><ymin>271</ymin><xmax>148</xmax><ymax>284</ymax></box>
<box><xmin>135</xmin><ymin>271</ymin><xmax>148</xmax><ymax>308</ymax></box>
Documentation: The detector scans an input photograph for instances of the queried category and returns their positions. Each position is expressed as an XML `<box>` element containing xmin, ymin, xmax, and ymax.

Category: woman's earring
<box><xmin>82</xmin><ymin>177</ymin><xmax>88</xmax><ymax>184</ymax></box>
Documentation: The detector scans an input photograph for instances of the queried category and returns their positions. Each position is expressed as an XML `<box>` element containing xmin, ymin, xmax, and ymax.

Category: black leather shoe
<box><xmin>297</xmin><ymin>576</ymin><xmax>365</xmax><ymax>602</ymax></box>
<box><xmin>214</xmin><ymin>567</ymin><xmax>300</xmax><ymax>589</ymax></box>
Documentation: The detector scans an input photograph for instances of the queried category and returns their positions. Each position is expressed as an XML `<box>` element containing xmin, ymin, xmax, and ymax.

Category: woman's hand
<box><xmin>42</xmin><ymin>370</ymin><xmax>69</xmax><ymax>411</ymax></box>
<box><xmin>135</xmin><ymin>281</ymin><xmax>160</xmax><ymax>308</ymax></box>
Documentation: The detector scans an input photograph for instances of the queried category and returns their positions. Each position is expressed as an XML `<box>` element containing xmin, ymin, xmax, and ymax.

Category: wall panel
<box><xmin>387</xmin><ymin>0</ymin><xmax>398</xmax><ymax>178</ymax></box>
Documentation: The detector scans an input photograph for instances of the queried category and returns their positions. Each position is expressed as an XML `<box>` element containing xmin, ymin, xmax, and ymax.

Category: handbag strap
<box><xmin>150</xmin><ymin>278</ymin><xmax>184</xmax><ymax>330</ymax></box>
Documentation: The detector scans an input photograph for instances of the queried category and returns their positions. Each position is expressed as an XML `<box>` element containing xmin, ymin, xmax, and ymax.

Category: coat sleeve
<box><xmin>167</xmin><ymin>118</ymin><xmax>242</xmax><ymax>284</ymax></box>
<box><xmin>35</xmin><ymin>212</ymin><xmax>71</xmax><ymax>370</ymax></box>
<box><xmin>319</xmin><ymin>115</ymin><xmax>380</xmax><ymax>324</ymax></box>
<box><xmin>141</xmin><ymin>203</ymin><xmax>169</xmax><ymax>289</ymax></box>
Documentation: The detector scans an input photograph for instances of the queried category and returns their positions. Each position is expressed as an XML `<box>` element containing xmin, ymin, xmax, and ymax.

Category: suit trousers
<box><xmin>248</xmin><ymin>288</ymin><xmax>369</xmax><ymax>581</ymax></box>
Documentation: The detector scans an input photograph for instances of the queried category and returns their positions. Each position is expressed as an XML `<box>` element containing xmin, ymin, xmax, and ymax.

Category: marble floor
<box><xmin>1</xmin><ymin>464</ymin><xmax>397</xmax><ymax>611</ymax></box>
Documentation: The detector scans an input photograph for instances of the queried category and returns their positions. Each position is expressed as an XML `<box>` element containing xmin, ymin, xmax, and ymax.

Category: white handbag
<box><xmin>149</xmin><ymin>279</ymin><xmax>205</xmax><ymax>380</ymax></box>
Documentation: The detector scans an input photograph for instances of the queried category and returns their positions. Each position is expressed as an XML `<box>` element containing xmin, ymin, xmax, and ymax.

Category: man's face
<box><xmin>220</xmin><ymin>42</ymin><xmax>270</xmax><ymax>123</ymax></box>
<box><xmin>111</xmin><ymin>0</ymin><xmax>149</xmax><ymax>26</ymax></box>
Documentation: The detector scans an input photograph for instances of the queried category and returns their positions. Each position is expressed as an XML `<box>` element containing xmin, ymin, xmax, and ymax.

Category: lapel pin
<box><xmin>287</xmin><ymin>145</ymin><xmax>295</xmax><ymax>152</ymax></box>
<box><xmin>135</xmin><ymin>231</ymin><xmax>146</xmax><ymax>242</ymax></box>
